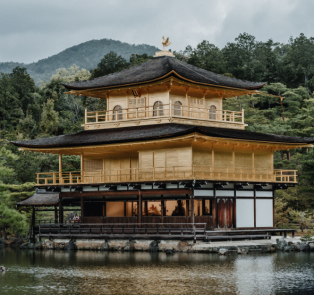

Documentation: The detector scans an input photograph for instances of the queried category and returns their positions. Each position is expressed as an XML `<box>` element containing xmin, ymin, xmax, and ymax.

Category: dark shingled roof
<box><xmin>11</xmin><ymin>123</ymin><xmax>314</xmax><ymax>149</ymax></box>
<box><xmin>62</xmin><ymin>56</ymin><xmax>266</xmax><ymax>91</ymax></box>
<box><xmin>16</xmin><ymin>193</ymin><xmax>59</xmax><ymax>207</ymax></box>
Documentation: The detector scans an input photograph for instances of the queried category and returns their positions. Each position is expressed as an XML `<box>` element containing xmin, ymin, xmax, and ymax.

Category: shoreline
<box><xmin>2</xmin><ymin>236</ymin><xmax>314</xmax><ymax>254</ymax></box>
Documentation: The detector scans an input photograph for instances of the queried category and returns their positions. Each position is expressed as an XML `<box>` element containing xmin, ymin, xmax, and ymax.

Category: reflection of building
<box><xmin>14</xmin><ymin>44</ymin><xmax>314</xmax><ymax>239</ymax></box>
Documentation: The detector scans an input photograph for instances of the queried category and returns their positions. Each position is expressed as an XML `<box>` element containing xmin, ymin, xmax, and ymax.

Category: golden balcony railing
<box><xmin>36</xmin><ymin>167</ymin><xmax>297</xmax><ymax>185</ymax></box>
<box><xmin>85</xmin><ymin>104</ymin><xmax>244</xmax><ymax>125</ymax></box>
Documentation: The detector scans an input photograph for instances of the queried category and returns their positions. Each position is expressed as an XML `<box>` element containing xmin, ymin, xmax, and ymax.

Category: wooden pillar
<box><xmin>161</xmin><ymin>199</ymin><xmax>164</xmax><ymax>224</ymax></box>
<box><xmin>144</xmin><ymin>201</ymin><xmax>148</xmax><ymax>216</ymax></box>
<box><xmin>191</xmin><ymin>196</ymin><xmax>195</xmax><ymax>224</ymax></box>
<box><xmin>254</xmin><ymin>189</ymin><xmax>256</xmax><ymax>228</ymax></box>
<box><xmin>54</xmin><ymin>206</ymin><xmax>58</xmax><ymax>223</ymax></box>
<box><xmin>138</xmin><ymin>191</ymin><xmax>142</xmax><ymax>226</ymax></box>
<box><xmin>81</xmin><ymin>153</ymin><xmax>84</xmax><ymax>183</ymax></box>
<box><xmin>80</xmin><ymin>196</ymin><xmax>84</xmax><ymax>222</ymax></box>
<box><xmin>273</xmin><ymin>189</ymin><xmax>275</xmax><ymax>228</ymax></box>
<box><xmin>212</xmin><ymin>198</ymin><xmax>217</xmax><ymax>228</ymax></box>
<box><xmin>59</xmin><ymin>199</ymin><xmax>63</xmax><ymax>224</ymax></box>
<box><xmin>104</xmin><ymin>202</ymin><xmax>106</xmax><ymax>218</ymax></box>
<box><xmin>59</xmin><ymin>154</ymin><xmax>63</xmax><ymax>183</ymax></box>
<box><xmin>31</xmin><ymin>206</ymin><xmax>35</xmax><ymax>242</ymax></box>
<box><xmin>233</xmin><ymin>199</ymin><xmax>237</xmax><ymax>229</ymax></box>
<box><xmin>185</xmin><ymin>199</ymin><xmax>189</xmax><ymax>225</ymax></box>
<box><xmin>124</xmin><ymin>201</ymin><xmax>127</xmax><ymax>217</ymax></box>
<box><xmin>252</xmin><ymin>151</ymin><xmax>255</xmax><ymax>180</ymax></box>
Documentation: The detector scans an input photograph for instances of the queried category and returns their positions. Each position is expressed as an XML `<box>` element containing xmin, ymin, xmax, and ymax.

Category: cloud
<box><xmin>0</xmin><ymin>0</ymin><xmax>313</xmax><ymax>63</ymax></box>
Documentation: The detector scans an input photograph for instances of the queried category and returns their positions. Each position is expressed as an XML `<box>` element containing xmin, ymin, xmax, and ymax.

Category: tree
<box><xmin>0</xmin><ymin>73</ymin><xmax>24</xmax><ymax>132</ymax></box>
<box><xmin>8</xmin><ymin>67</ymin><xmax>36</xmax><ymax>114</ymax></box>
<box><xmin>129</xmin><ymin>53</ymin><xmax>152</xmax><ymax>66</ymax></box>
<box><xmin>90</xmin><ymin>51</ymin><xmax>129</xmax><ymax>79</ymax></box>
<box><xmin>0</xmin><ymin>147</ymin><xmax>28</xmax><ymax>239</ymax></box>
<box><xmin>281</xmin><ymin>34</ymin><xmax>314</xmax><ymax>92</ymax></box>
<box><xmin>223</xmin><ymin>33</ymin><xmax>280</xmax><ymax>82</ymax></box>
<box><xmin>40</xmin><ymin>99</ymin><xmax>60</xmax><ymax>135</ymax></box>
<box><xmin>186</xmin><ymin>41</ymin><xmax>227</xmax><ymax>74</ymax></box>
<box><xmin>50</xmin><ymin>64</ymin><xmax>91</xmax><ymax>83</ymax></box>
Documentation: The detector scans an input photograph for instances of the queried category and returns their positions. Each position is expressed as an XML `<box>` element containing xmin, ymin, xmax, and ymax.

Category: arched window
<box><xmin>153</xmin><ymin>101</ymin><xmax>163</xmax><ymax>116</ymax></box>
<box><xmin>113</xmin><ymin>105</ymin><xmax>123</xmax><ymax>120</ymax></box>
<box><xmin>174</xmin><ymin>101</ymin><xmax>182</xmax><ymax>116</ymax></box>
<box><xmin>209</xmin><ymin>105</ymin><xmax>216</xmax><ymax>120</ymax></box>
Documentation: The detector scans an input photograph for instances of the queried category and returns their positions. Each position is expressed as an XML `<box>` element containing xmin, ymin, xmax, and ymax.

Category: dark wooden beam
<box><xmin>233</xmin><ymin>199</ymin><xmax>237</xmax><ymax>229</ymax></box>
<box><xmin>185</xmin><ymin>199</ymin><xmax>189</xmax><ymax>222</ymax></box>
<box><xmin>212</xmin><ymin>198</ymin><xmax>217</xmax><ymax>228</ymax></box>
<box><xmin>138</xmin><ymin>191</ymin><xmax>142</xmax><ymax>226</ymax></box>
<box><xmin>191</xmin><ymin>195</ymin><xmax>195</xmax><ymax>224</ymax></box>
<box><xmin>54</xmin><ymin>206</ymin><xmax>58</xmax><ymax>223</ymax></box>
<box><xmin>60</xmin><ymin>189</ymin><xmax>191</xmax><ymax>198</ymax></box>
<box><xmin>80</xmin><ymin>196</ymin><xmax>84</xmax><ymax>220</ymax></box>
<box><xmin>254</xmin><ymin>189</ymin><xmax>256</xmax><ymax>228</ymax></box>
<box><xmin>59</xmin><ymin>199</ymin><xmax>63</xmax><ymax>224</ymax></box>
<box><xmin>144</xmin><ymin>201</ymin><xmax>148</xmax><ymax>217</ymax></box>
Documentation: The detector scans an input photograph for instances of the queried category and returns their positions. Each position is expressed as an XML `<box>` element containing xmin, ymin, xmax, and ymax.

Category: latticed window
<box><xmin>189</xmin><ymin>98</ymin><xmax>204</xmax><ymax>108</ymax></box>
<box><xmin>174</xmin><ymin>101</ymin><xmax>182</xmax><ymax>116</ymax></box>
<box><xmin>209</xmin><ymin>105</ymin><xmax>216</xmax><ymax>120</ymax></box>
<box><xmin>129</xmin><ymin>97</ymin><xmax>145</xmax><ymax>108</ymax></box>
<box><xmin>113</xmin><ymin>105</ymin><xmax>123</xmax><ymax>120</ymax></box>
<box><xmin>153</xmin><ymin>101</ymin><xmax>163</xmax><ymax>116</ymax></box>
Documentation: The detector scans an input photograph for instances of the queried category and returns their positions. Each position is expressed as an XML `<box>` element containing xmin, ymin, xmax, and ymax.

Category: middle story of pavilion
<box><xmin>12</xmin><ymin>123</ymin><xmax>314</xmax><ymax>230</ymax></box>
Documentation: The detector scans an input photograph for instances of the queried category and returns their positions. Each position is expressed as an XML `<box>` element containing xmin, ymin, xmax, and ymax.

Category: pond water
<box><xmin>0</xmin><ymin>248</ymin><xmax>314</xmax><ymax>294</ymax></box>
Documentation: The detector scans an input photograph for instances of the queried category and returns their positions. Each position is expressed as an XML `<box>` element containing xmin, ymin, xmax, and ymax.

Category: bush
<box><xmin>300</xmin><ymin>234</ymin><xmax>313</xmax><ymax>242</ymax></box>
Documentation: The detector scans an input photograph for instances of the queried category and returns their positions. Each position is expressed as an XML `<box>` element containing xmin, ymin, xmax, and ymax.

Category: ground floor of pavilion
<box><xmin>17</xmin><ymin>181</ymin><xmax>295</xmax><ymax>241</ymax></box>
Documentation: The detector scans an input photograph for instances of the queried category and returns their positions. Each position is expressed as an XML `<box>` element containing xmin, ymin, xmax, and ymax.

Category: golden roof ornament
<box><xmin>162</xmin><ymin>36</ymin><xmax>172</xmax><ymax>51</ymax></box>
<box><xmin>153</xmin><ymin>36</ymin><xmax>175</xmax><ymax>58</ymax></box>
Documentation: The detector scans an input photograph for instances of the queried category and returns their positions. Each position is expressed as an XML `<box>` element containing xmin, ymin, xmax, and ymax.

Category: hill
<box><xmin>0</xmin><ymin>39</ymin><xmax>159</xmax><ymax>84</ymax></box>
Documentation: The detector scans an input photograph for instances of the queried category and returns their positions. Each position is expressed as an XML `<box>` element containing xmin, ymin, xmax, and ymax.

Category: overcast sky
<box><xmin>0</xmin><ymin>0</ymin><xmax>313</xmax><ymax>64</ymax></box>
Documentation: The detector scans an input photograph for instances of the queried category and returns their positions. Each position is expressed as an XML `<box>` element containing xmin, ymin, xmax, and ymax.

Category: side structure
<box><xmin>13</xmin><ymin>48</ymin><xmax>314</xmax><ymax>239</ymax></box>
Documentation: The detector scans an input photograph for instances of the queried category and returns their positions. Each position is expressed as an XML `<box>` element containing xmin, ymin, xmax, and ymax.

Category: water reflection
<box><xmin>0</xmin><ymin>248</ymin><xmax>314</xmax><ymax>294</ymax></box>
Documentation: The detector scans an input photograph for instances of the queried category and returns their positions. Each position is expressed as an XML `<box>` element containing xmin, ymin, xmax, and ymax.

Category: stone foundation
<box><xmin>12</xmin><ymin>237</ymin><xmax>314</xmax><ymax>254</ymax></box>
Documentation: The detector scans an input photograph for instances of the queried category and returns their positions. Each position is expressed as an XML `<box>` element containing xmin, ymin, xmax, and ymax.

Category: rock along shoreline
<box><xmin>1</xmin><ymin>237</ymin><xmax>314</xmax><ymax>254</ymax></box>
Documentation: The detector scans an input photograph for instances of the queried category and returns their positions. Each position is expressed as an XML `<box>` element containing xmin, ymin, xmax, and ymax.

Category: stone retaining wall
<box><xmin>4</xmin><ymin>237</ymin><xmax>312</xmax><ymax>254</ymax></box>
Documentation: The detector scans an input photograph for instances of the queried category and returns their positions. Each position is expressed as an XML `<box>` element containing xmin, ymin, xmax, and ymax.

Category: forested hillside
<box><xmin>0</xmin><ymin>39</ymin><xmax>159</xmax><ymax>85</ymax></box>
<box><xmin>1</xmin><ymin>33</ymin><xmax>314</xmax><ymax>237</ymax></box>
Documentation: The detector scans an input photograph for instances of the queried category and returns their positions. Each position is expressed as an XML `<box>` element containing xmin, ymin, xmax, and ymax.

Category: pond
<box><xmin>0</xmin><ymin>248</ymin><xmax>314</xmax><ymax>294</ymax></box>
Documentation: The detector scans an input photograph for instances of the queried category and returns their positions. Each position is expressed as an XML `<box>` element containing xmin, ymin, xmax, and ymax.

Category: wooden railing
<box><xmin>38</xmin><ymin>223</ymin><xmax>207</xmax><ymax>240</ymax></box>
<box><xmin>36</xmin><ymin>167</ymin><xmax>297</xmax><ymax>185</ymax></box>
<box><xmin>85</xmin><ymin>104</ymin><xmax>244</xmax><ymax>124</ymax></box>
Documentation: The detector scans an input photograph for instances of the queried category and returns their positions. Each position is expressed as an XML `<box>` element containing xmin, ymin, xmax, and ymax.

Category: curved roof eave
<box><xmin>62</xmin><ymin>71</ymin><xmax>266</xmax><ymax>92</ymax></box>
<box><xmin>10</xmin><ymin>123</ymin><xmax>314</xmax><ymax>149</ymax></box>
<box><xmin>61</xmin><ymin>56</ymin><xmax>266</xmax><ymax>92</ymax></box>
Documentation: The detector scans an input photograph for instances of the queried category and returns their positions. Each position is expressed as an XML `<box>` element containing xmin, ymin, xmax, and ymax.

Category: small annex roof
<box><xmin>16</xmin><ymin>193</ymin><xmax>59</xmax><ymax>207</ymax></box>
<box><xmin>61</xmin><ymin>56</ymin><xmax>266</xmax><ymax>91</ymax></box>
<box><xmin>11</xmin><ymin>123</ymin><xmax>314</xmax><ymax>149</ymax></box>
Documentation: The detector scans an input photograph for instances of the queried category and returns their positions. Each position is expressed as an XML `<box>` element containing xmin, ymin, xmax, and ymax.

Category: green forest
<box><xmin>1</xmin><ymin>32</ymin><xmax>314</xmax><ymax>238</ymax></box>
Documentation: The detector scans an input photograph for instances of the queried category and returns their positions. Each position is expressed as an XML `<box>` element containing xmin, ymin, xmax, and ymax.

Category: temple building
<box><xmin>13</xmin><ymin>44</ymin><xmax>314</xmax><ymax>241</ymax></box>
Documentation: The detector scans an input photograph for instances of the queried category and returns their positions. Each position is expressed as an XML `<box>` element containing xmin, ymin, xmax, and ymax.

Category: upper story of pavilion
<box><xmin>62</xmin><ymin>52</ymin><xmax>266</xmax><ymax>131</ymax></box>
